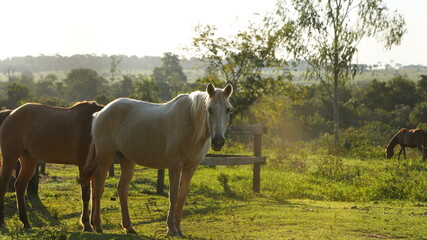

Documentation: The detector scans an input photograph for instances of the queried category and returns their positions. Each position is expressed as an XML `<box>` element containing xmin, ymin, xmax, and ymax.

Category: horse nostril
<box><xmin>212</xmin><ymin>136</ymin><xmax>225</xmax><ymax>148</ymax></box>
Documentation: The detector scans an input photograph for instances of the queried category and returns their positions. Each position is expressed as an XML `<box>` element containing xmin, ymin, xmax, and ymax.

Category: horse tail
<box><xmin>79</xmin><ymin>138</ymin><xmax>98</xmax><ymax>187</ymax></box>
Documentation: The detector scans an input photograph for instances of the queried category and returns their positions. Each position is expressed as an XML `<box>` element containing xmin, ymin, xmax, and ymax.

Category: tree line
<box><xmin>2</xmin><ymin>51</ymin><xmax>427</xmax><ymax>148</ymax></box>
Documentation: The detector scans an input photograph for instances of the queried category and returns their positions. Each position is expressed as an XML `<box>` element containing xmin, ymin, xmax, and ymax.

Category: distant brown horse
<box><xmin>386</xmin><ymin>128</ymin><xmax>427</xmax><ymax>160</ymax></box>
<box><xmin>0</xmin><ymin>101</ymin><xmax>103</xmax><ymax>231</ymax></box>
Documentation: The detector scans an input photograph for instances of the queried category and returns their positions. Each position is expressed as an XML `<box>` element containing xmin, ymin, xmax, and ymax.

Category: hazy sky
<box><xmin>0</xmin><ymin>0</ymin><xmax>425</xmax><ymax>65</ymax></box>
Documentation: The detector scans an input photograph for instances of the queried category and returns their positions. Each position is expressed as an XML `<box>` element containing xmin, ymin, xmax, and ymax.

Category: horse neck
<box><xmin>387</xmin><ymin>135</ymin><xmax>399</xmax><ymax>150</ymax></box>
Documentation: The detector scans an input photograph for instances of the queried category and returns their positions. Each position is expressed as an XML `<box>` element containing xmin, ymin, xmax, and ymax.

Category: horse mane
<box><xmin>387</xmin><ymin>129</ymin><xmax>405</xmax><ymax>149</ymax></box>
<box><xmin>71</xmin><ymin>100</ymin><xmax>98</xmax><ymax>108</ymax></box>
<box><xmin>189</xmin><ymin>91</ymin><xmax>209</xmax><ymax>143</ymax></box>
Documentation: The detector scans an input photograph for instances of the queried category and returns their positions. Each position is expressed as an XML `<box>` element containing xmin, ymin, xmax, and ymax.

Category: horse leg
<box><xmin>79</xmin><ymin>177</ymin><xmax>92</xmax><ymax>232</ymax></box>
<box><xmin>167</xmin><ymin>163</ymin><xmax>183</xmax><ymax>237</ymax></box>
<box><xmin>0</xmin><ymin>154</ymin><xmax>19</xmax><ymax>228</ymax></box>
<box><xmin>174</xmin><ymin>166</ymin><xmax>197</xmax><ymax>237</ymax></box>
<box><xmin>397</xmin><ymin>148</ymin><xmax>403</xmax><ymax>160</ymax></box>
<box><xmin>90</xmin><ymin>153</ymin><xmax>113</xmax><ymax>233</ymax></box>
<box><xmin>15</xmin><ymin>155</ymin><xmax>38</xmax><ymax>229</ymax></box>
<box><xmin>117</xmin><ymin>157</ymin><xmax>135</xmax><ymax>234</ymax></box>
<box><xmin>417</xmin><ymin>145</ymin><xmax>425</xmax><ymax>161</ymax></box>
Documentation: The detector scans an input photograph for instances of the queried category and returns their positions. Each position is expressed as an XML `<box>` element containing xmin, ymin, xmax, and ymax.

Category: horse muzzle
<box><xmin>211</xmin><ymin>135</ymin><xmax>225</xmax><ymax>151</ymax></box>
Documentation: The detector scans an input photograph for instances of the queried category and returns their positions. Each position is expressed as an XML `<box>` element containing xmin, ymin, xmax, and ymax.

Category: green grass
<box><xmin>1</xmin><ymin>149</ymin><xmax>427</xmax><ymax>239</ymax></box>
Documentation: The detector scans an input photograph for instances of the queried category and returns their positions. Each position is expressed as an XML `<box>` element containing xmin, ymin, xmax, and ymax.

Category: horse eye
<box><xmin>208</xmin><ymin>107</ymin><xmax>213</xmax><ymax>114</ymax></box>
<box><xmin>226</xmin><ymin>108</ymin><xmax>231</xmax><ymax>114</ymax></box>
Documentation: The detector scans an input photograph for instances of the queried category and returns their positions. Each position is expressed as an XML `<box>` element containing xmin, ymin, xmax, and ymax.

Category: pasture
<box><xmin>1</xmin><ymin>144</ymin><xmax>427</xmax><ymax>239</ymax></box>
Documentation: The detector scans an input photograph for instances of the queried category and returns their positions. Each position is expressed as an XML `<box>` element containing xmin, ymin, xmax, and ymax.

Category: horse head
<box><xmin>206</xmin><ymin>83</ymin><xmax>233</xmax><ymax>151</ymax></box>
<box><xmin>385</xmin><ymin>146</ymin><xmax>394</xmax><ymax>159</ymax></box>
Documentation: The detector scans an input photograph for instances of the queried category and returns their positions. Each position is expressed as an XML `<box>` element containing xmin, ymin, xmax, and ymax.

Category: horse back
<box><xmin>93</xmin><ymin>97</ymin><xmax>203</xmax><ymax>169</ymax></box>
<box><xmin>0</xmin><ymin>103</ymin><xmax>100</xmax><ymax>165</ymax></box>
<box><xmin>396</xmin><ymin>128</ymin><xmax>427</xmax><ymax>147</ymax></box>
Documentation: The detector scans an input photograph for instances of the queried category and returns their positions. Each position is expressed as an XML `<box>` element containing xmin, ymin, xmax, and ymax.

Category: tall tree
<box><xmin>151</xmin><ymin>52</ymin><xmax>187</xmax><ymax>84</ymax></box>
<box><xmin>109</xmin><ymin>55</ymin><xmax>123</xmax><ymax>84</ymax></box>
<box><xmin>275</xmin><ymin>0</ymin><xmax>406</xmax><ymax>147</ymax></box>
<box><xmin>190</xmin><ymin>22</ymin><xmax>292</xmax><ymax>119</ymax></box>
<box><xmin>191</xmin><ymin>22</ymin><xmax>285</xmax><ymax>90</ymax></box>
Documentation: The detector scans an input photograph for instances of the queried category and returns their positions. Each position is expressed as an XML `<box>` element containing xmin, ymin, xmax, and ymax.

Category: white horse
<box><xmin>81</xmin><ymin>83</ymin><xmax>233</xmax><ymax>236</ymax></box>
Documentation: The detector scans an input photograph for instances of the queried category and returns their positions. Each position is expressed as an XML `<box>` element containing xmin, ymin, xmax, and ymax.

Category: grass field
<box><xmin>1</xmin><ymin>146</ymin><xmax>427</xmax><ymax>240</ymax></box>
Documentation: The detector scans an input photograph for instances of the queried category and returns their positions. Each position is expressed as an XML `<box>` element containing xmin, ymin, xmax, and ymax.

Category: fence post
<box><xmin>253</xmin><ymin>133</ymin><xmax>262</xmax><ymax>193</ymax></box>
<box><xmin>157</xmin><ymin>169</ymin><xmax>165</xmax><ymax>194</ymax></box>
<box><xmin>109</xmin><ymin>163</ymin><xmax>115</xmax><ymax>177</ymax></box>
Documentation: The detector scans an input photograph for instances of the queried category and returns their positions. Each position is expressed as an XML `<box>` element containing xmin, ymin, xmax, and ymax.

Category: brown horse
<box><xmin>0</xmin><ymin>101</ymin><xmax>103</xmax><ymax>231</ymax></box>
<box><xmin>386</xmin><ymin>128</ymin><xmax>427</xmax><ymax>160</ymax></box>
<box><xmin>0</xmin><ymin>109</ymin><xmax>13</xmax><ymax>190</ymax></box>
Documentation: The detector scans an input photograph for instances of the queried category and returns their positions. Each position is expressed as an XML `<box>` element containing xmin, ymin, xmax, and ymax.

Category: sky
<box><xmin>0</xmin><ymin>0</ymin><xmax>425</xmax><ymax>66</ymax></box>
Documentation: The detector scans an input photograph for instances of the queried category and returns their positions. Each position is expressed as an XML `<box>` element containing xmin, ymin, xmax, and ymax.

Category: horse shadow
<box><xmin>26</xmin><ymin>193</ymin><xmax>61</xmax><ymax>227</ymax></box>
<box><xmin>0</xmin><ymin>192</ymin><xmax>60</xmax><ymax>231</ymax></box>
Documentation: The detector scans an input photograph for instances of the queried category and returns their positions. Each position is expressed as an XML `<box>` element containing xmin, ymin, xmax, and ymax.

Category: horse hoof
<box><xmin>178</xmin><ymin>230</ymin><xmax>186</xmax><ymax>238</ymax></box>
<box><xmin>94</xmin><ymin>227</ymin><xmax>103</xmax><ymax>233</ymax></box>
<box><xmin>125</xmin><ymin>227</ymin><xmax>137</xmax><ymax>235</ymax></box>
<box><xmin>0</xmin><ymin>222</ymin><xmax>6</xmax><ymax>229</ymax></box>
<box><xmin>82</xmin><ymin>226</ymin><xmax>93</xmax><ymax>232</ymax></box>
<box><xmin>22</xmin><ymin>224</ymin><xmax>32</xmax><ymax>230</ymax></box>
<box><xmin>167</xmin><ymin>229</ymin><xmax>180</xmax><ymax>237</ymax></box>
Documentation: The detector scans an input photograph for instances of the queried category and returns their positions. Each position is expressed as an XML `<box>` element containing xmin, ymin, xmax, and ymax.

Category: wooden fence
<box><xmin>25</xmin><ymin>125</ymin><xmax>267</xmax><ymax>196</ymax></box>
<box><xmin>156</xmin><ymin>125</ymin><xmax>267</xmax><ymax>194</ymax></box>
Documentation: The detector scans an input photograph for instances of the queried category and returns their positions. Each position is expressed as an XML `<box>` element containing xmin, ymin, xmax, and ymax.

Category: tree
<box><xmin>275</xmin><ymin>0</ymin><xmax>406</xmax><ymax>147</ymax></box>
<box><xmin>410</xmin><ymin>102</ymin><xmax>427</xmax><ymax>126</ymax></box>
<box><xmin>109</xmin><ymin>55</ymin><xmax>123</xmax><ymax>84</ymax></box>
<box><xmin>115</xmin><ymin>74</ymin><xmax>134</xmax><ymax>97</ymax></box>
<box><xmin>190</xmin><ymin>23</ymin><xmax>285</xmax><ymax>90</ymax></box>
<box><xmin>387</xmin><ymin>76</ymin><xmax>417</xmax><ymax>109</ymax></box>
<box><xmin>151</xmin><ymin>52</ymin><xmax>187</xmax><ymax>84</ymax></box>
<box><xmin>20</xmin><ymin>71</ymin><xmax>34</xmax><ymax>86</ymax></box>
<box><xmin>7</xmin><ymin>83</ymin><xmax>30</xmax><ymax>108</ymax></box>
<box><xmin>3</xmin><ymin>67</ymin><xmax>17</xmax><ymax>82</ymax></box>
<box><xmin>416</xmin><ymin>75</ymin><xmax>427</xmax><ymax>101</ymax></box>
<box><xmin>132</xmin><ymin>76</ymin><xmax>159</xmax><ymax>102</ymax></box>
<box><xmin>190</xmin><ymin>22</ymin><xmax>292</xmax><ymax>119</ymax></box>
<box><xmin>64</xmin><ymin>68</ymin><xmax>107</xmax><ymax>101</ymax></box>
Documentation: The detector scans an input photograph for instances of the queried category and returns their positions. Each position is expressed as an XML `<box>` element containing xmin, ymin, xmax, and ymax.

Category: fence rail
<box><xmin>156</xmin><ymin>125</ymin><xmax>267</xmax><ymax>194</ymax></box>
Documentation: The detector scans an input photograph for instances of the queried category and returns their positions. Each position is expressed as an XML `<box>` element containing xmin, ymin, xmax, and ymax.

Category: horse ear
<box><xmin>206</xmin><ymin>83</ymin><xmax>216</xmax><ymax>97</ymax></box>
<box><xmin>223</xmin><ymin>84</ymin><xmax>233</xmax><ymax>98</ymax></box>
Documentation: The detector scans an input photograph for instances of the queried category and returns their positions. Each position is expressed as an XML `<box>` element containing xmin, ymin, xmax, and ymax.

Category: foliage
<box><xmin>190</xmin><ymin>21</ymin><xmax>292</xmax><ymax>120</ymax></box>
<box><xmin>191</xmin><ymin>22</ymin><xmax>286</xmax><ymax>87</ymax></box>
<box><xmin>6</xmin><ymin>82</ymin><xmax>30</xmax><ymax>108</ymax></box>
<box><xmin>64</xmin><ymin>68</ymin><xmax>107</xmax><ymax>102</ymax></box>
<box><xmin>109</xmin><ymin>55</ymin><xmax>123</xmax><ymax>84</ymax></box>
<box><xmin>274</xmin><ymin>0</ymin><xmax>406</xmax><ymax>147</ymax></box>
<box><xmin>131</xmin><ymin>76</ymin><xmax>160</xmax><ymax>102</ymax></box>
<box><xmin>409</xmin><ymin>101</ymin><xmax>427</xmax><ymax>125</ymax></box>
<box><xmin>151</xmin><ymin>52</ymin><xmax>187</xmax><ymax>84</ymax></box>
